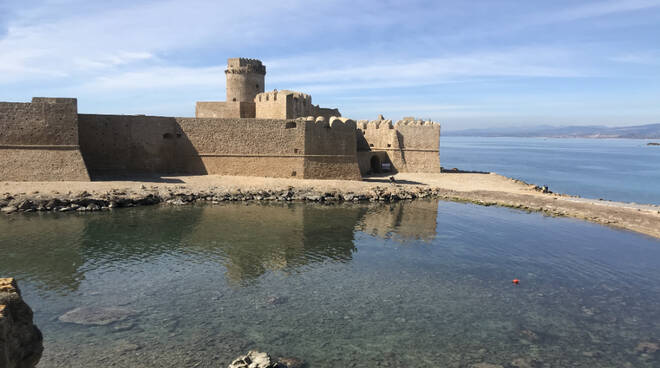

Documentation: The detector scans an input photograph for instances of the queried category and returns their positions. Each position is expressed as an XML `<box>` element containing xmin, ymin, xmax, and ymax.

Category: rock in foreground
<box><xmin>229</xmin><ymin>351</ymin><xmax>304</xmax><ymax>368</ymax></box>
<box><xmin>0</xmin><ymin>278</ymin><xmax>43</xmax><ymax>368</ymax></box>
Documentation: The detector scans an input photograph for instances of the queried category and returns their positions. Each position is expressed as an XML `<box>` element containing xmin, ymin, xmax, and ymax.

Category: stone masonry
<box><xmin>0</xmin><ymin>57</ymin><xmax>440</xmax><ymax>181</ymax></box>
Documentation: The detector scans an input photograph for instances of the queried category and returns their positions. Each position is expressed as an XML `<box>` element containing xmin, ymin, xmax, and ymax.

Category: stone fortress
<box><xmin>0</xmin><ymin>58</ymin><xmax>440</xmax><ymax>182</ymax></box>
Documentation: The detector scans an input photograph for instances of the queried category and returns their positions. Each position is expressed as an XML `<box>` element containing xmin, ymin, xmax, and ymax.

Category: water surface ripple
<box><xmin>1</xmin><ymin>201</ymin><xmax>659</xmax><ymax>367</ymax></box>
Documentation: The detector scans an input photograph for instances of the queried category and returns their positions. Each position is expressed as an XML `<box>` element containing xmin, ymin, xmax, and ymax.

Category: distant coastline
<box><xmin>445</xmin><ymin>123</ymin><xmax>660</xmax><ymax>139</ymax></box>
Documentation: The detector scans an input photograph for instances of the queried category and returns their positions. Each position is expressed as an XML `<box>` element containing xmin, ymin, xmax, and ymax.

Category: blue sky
<box><xmin>1</xmin><ymin>0</ymin><xmax>659</xmax><ymax>130</ymax></box>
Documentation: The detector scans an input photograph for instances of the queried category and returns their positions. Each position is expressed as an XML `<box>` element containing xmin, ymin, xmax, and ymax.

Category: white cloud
<box><xmin>610</xmin><ymin>51</ymin><xmax>660</xmax><ymax>65</ymax></box>
<box><xmin>544</xmin><ymin>0</ymin><xmax>660</xmax><ymax>23</ymax></box>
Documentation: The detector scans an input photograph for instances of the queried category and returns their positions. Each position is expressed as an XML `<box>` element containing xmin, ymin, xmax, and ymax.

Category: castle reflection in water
<box><xmin>0</xmin><ymin>201</ymin><xmax>439</xmax><ymax>289</ymax></box>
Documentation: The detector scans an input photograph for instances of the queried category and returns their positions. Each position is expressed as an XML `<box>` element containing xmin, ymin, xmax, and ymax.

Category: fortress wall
<box><xmin>393</xmin><ymin>121</ymin><xmax>441</xmax><ymax>173</ymax></box>
<box><xmin>355</xmin><ymin>120</ymin><xmax>403</xmax><ymax>174</ymax></box>
<box><xmin>195</xmin><ymin>101</ymin><xmax>255</xmax><ymax>118</ymax></box>
<box><xmin>0</xmin><ymin>99</ymin><xmax>78</xmax><ymax>145</ymax></box>
<box><xmin>312</xmin><ymin>107</ymin><xmax>341</xmax><ymax>120</ymax></box>
<box><xmin>78</xmin><ymin>114</ymin><xmax>203</xmax><ymax>177</ymax></box>
<box><xmin>0</xmin><ymin>98</ymin><xmax>89</xmax><ymax>181</ymax></box>
<box><xmin>357</xmin><ymin>120</ymin><xmax>400</xmax><ymax>150</ymax></box>
<box><xmin>255</xmin><ymin>91</ymin><xmax>313</xmax><ymax>119</ymax></box>
<box><xmin>176</xmin><ymin>118</ymin><xmax>306</xmax><ymax>178</ymax></box>
<box><xmin>286</xmin><ymin>94</ymin><xmax>313</xmax><ymax>119</ymax></box>
<box><xmin>394</xmin><ymin>121</ymin><xmax>441</xmax><ymax>150</ymax></box>
<box><xmin>176</xmin><ymin>118</ymin><xmax>305</xmax><ymax>155</ymax></box>
<box><xmin>254</xmin><ymin>92</ymin><xmax>289</xmax><ymax>119</ymax></box>
<box><xmin>303</xmin><ymin>118</ymin><xmax>362</xmax><ymax>180</ymax></box>
<box><xmin>354</xmin><ymin>119</ymin><xmax>441</xmax><ymax>175</ymax></box>
<box><xmin>78</xmin><ymin>115</ymin><xmax>307</xmax><ymax>179</ymax></box>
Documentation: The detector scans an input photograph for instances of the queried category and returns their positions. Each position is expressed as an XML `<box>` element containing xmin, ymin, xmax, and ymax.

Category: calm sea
<box><xmin>441</xmin><ymin>137</ymin><xmax>660</xmax><ymax>205</ymax></box>
<box><xmin>2</xmin><ymin>202</ymin><xmax>660</xmax><ymax>367</ymax></box>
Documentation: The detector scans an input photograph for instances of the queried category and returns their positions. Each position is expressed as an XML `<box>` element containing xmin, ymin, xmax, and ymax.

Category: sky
<box><xmin>1</xmin><ymin>0</ymin><xmax>659</xmax><ymax>130</ymax></box>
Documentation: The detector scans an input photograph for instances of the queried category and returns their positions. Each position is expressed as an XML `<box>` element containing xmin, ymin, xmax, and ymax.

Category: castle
<box><xmin>0</xmin><ymin>58</ymin><xmax>440</xmax><ymax>182</ymax></box>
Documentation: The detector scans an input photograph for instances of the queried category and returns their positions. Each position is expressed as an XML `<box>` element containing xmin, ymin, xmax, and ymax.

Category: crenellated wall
<box><xmin>393</xmin><ymin>119</ymin><xmax>441</xmax><ymax>173</ymax></box>
<box><xmin>0</xmin><ymin>98</ymin><xmax>90</xmax><ymax>181</ymax></box>
<box><xmin>254</xmin><ymin>90</ymin><xmax>312</xmax><ymax>119</ymax></box>
<box><xmin>1</xmin><ymin>95</ymin><xmax>438</xmax><ymax>182</ymax></box>
<box><xmin>253</xmin><ymin>90</ymin><xmax>341</xmax><ymax>120</ymax></box>
<box><xmin>301</xmin><ymin>116</ymin><xmax>362</xmax><ymax>180</ymax></box>
<box><xmin>77</xmin><ymin>114</ymin><xmax>360</xmax><ymax>180</ymax></box>
<box><xmin>356</xmin><ymin>118</ymin><xmax>441</xmax><ymax>175</ymax></box>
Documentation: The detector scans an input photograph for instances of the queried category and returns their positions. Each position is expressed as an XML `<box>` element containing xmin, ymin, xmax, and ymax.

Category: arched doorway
<box><xmin>370</xmin><ymin>155</ymin><xmax>382</xmax><ymax>173</ymax></box>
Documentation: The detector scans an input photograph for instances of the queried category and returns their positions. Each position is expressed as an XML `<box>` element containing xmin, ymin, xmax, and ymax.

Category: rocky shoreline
<box><xmin>1</xmin><ymin>173</ymin><xmax>659</xmax><ymax>239</ymax></box>
<box><xmin>0</xmin><ymin>185</ymin><xmax>442</xmax><ymax>214</ymax></box>
<box><xmin>0</xmin><ymin>278</ymin><xmax>43</xmax><ymax>368</ymax></box>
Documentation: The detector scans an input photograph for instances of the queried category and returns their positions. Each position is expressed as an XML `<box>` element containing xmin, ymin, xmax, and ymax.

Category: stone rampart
<box><xmin>393</xmin><ymin>119</ymin><xmax>441</xmax><ymax>173</ymax></box>
<box><xmin>195</xmin><ymin>101</ymin><xmax>255</xmax><ymax>119</ymax></box>
<box><xmin>78</xmin><ymin>114</ymin><xmax>204</xmax><ymax>177</ymax></box>
<box><xmin>78</xmin><ymin>114</ymin><xmax>360</xmax><ymax>180</ymax></box>
<box><xmin>0</xmin><ymin>98</ymin><xmax>90</xmax><ymax>181</ymax></box>
<box><xmin>301</xmin><ymin>116</ymin><xmax>362</xmax><ymax>180</ymax></box>
<box><xmin>255</xmin><ymin>90</ymin><xmax>312</xmax><ymax>119</ymax></box>
<box><xmin>356</xmin><ymin>118</ymin><xmax>440</xmax><ymax>174</ymax></box>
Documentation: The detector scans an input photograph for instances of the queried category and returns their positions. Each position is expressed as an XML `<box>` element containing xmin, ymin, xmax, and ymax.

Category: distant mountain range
<box><xmin>444</xmin><ymin>123</ymin><xmax>660</xmax><ymax>139</ymax></box>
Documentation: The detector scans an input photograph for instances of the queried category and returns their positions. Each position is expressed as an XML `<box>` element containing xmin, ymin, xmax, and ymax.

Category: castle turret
<box><xmin>225</xmin><ymin>58</ymin><xmax>266</xmax><ymax>103</ymax></box>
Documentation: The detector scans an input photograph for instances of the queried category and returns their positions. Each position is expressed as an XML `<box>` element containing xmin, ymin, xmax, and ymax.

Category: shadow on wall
<box><xmin>78</xmin><ymin>115</ymin><xmax>207</xmax><ymax>180</ymax></box>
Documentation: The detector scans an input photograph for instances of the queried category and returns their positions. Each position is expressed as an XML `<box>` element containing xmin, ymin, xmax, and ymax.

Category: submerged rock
<box><xmin>0</xmin><ymin>277</ymin><xmax>43</xmax><ymax>368</ymax></box>
<box><xmin>266</xmin><ymin>296</ymin><xmax>287</xmax><ymax>305</ymax></box>
<box><xmin>58</xmin><ymin>306</ymin><xmax>134</xmax><ymax>325</ymax></box>
<box><xmin>229</xmin><ymin>351</ymin><xmax>283</xmax><ymax>368</ymax></box>
<box><xmin>277</xmin><ymin>356</ymin><xmax>305</xmax><ymax>368</ymax></box>
<box><xmin>635</xmin><ymin>341</ymin><xmax>659</xmax><ymax>354</ymax></box>
<box><xmin>229</xmin><ymin>351</ymin><xmax>304</xmax><ymax>368</ymax></box>
<box><xmin>470</xmin><ymin>363</ymin><xmax>504</xmax><ymax>368</ymax></box>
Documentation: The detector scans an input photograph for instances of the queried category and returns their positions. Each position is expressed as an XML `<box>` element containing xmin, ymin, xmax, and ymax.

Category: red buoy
<box><xmin>512</xmin><ymin>279</ymin><xmax>520</xmax><ymax>285</ymax></box>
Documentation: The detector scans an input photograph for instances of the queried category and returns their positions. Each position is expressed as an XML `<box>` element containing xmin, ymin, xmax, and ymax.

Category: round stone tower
<box><xmin>225</xmin><ymin>58</ymin><xmax>266</xmax><ymax>103</ymax></box>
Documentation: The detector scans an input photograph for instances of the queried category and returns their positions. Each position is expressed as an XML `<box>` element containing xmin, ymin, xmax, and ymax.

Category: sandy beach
<box><xmin>2</xmin><ymin>172</ymin><xmax>659</xmax><ymax>239</ymax></box>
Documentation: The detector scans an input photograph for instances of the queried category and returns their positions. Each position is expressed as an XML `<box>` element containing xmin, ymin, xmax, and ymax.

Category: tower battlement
<box><xmin>225</xmin><ymin>58</ymin><xmax>266</xmax><ymax>75</ymax></box>
<box><xmin>225</xmin><ymin>58</ymin><xmax>266</xmax><ymax>103</ymax></box>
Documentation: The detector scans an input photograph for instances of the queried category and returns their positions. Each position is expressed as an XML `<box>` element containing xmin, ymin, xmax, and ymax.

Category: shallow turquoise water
<box><xmin>441</xmin><ymin>137</ymin><xmax>660</xmax><ymax>204</ymax></box>
<box><xmin>1</xmin><ymin>201</ymin><xmax>660</xmax><ymax>367</ymax></box>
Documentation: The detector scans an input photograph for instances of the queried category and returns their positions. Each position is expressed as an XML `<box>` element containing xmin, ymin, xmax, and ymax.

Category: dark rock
<box><xmin>16</xmin><ymin>201</ymin><xmax>33</xmax><ymax>211</ymax></box>
<box><xmin>0</xmin><ymin>278</ymin><xmax>43</xmax><ymax>368</ymax></box>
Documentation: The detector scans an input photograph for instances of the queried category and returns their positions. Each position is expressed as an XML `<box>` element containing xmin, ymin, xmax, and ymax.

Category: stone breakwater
<box><xmin>0</xmin><ymin>278</ymin><xmax>43</xmax><ymax>368</ymax></box>
<box><xmin>1</xmin><ymin>173</ymin><xmax>659</xmax><ymax>239</ymax></box>
<box><xmin>0</xmin><ymin>186</ymin><xmax>440</xmax><ymax>214</ymax></box>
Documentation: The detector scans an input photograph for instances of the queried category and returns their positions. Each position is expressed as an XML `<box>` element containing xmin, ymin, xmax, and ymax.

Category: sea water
<box><xmin>441</xmin><ymin>137</ymin><xmax>660</xmax><ymax>205</ymax></box>
<box><xmin>2</xmin><ymin>201</ymin><xmax>660</xmax><ymax>367</ymax></box>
